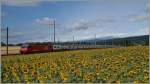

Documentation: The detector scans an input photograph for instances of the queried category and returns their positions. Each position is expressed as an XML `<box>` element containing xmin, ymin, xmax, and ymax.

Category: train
<box><xmin>20</xmin><ymin>43</ymin><xmax>52</xmax><ymax>54</ymax></box>
<box><xmin>20</xmin><ymin>43</ymin><xmax>116</xmax><ymax>54</ymax></box>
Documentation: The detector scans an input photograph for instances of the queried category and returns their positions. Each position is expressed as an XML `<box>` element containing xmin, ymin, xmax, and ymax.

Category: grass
<box><xmin>1</xmin><ymin>46</ymin><xmax>149</xmax><ymax>83</ymax></box>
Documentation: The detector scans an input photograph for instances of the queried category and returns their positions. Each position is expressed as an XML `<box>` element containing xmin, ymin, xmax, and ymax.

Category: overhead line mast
<box><xmin>54</xmin><ymin>20</ymin><xmax>55</xmax><ymax>44</ymax></box>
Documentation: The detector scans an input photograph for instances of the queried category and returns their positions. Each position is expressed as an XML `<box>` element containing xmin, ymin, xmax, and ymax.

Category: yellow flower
<box><xmin>115</xmin><ymin>80</ymin><xmax>120</xmax><ymax>84</ymax></box>
<box><xmin>37</xmin><ymin>75</ymin><xmax>44</xmax><ymax>83</ymax></box>
<box><xmin>133</xmin><ymin>80</ymin><xmax>138</xmax><ymax>84</ymax></box>
<box><xmin>60</xmin><ymin>71</ymin><xmax>68</xmax><ymax>81</ymax></box>
<box><xmin>12</xmin><ymin>67</ymin><xmax>17</xmax><ymax>73</ymax></box>
<box><xmin>121</xmin><ymin>57</ymin><xmax>127</xmax><ymax>62</ymax></box>
<box><xmin>128</xmin><ymin>70</ymin><xmax>136</xmax><ymax>77</ymax></box>
<box><xmin>24</xmin><ymin>74</ymin><xmax>29</xmax><ymax>82</ymax></box>
<box><xmin>43</xmin><ymin>73</ymin><xmax>48</xmax><ymax>79</ymax></box>
<box><xmin>144</xmin><ymin>74</ymin><xmax>149</xmax><ymax>80</ymax></box>
<box><xmin>32</xmin><ymin>70</ymin><xmax>38</xmax><ymax>77</ymax></box>
<box><xmin>96</xmin><ymin>72</ymin><xmax>99</xmax><ymax>75</ymax></box>
<box><xmin>144</xmin><ymin>70</ymin><xmax>149</xmax><ymax>74</ymax></box>
<box><xmin>23</xmin><ymin>69</ymin><xmax>29</xmax><ymax>74</ymax></box>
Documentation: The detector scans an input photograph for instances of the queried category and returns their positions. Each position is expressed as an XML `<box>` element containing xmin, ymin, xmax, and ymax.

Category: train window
<box><xmin>21</xmin><ymin>44</ymin><xmax>29</xmax><ymax>48</ymax></box>
<box><xmin>57</xmin><ymin>46</ymin><xmax>60</xmax><ymax>48</ymax></box>
<box><xmin>54</xmin><ymin>45</ymin><xmax>60</xmax><ymax>48</ymax></box>
<box><xmin>53</xmin><ymin>46</ymin><xmax>57</xmax><ymax>48</ymax></box>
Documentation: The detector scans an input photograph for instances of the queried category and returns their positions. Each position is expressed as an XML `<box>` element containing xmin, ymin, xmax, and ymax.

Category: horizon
<box><xmin>1</xmin><ymin>34</ymin><xmax>149</xmax><ymax>45</ymax></box>
<box><xmin>1</xmin><ymin>0</ymin><xmax>149</xmax><ymax>43</ymax></box>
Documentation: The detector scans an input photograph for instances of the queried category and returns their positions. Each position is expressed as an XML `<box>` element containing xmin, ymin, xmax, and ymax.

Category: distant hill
<box><xmin>78</xmin><ymin>35</ymin><xmax>149</xmax><ymax>46</ymax></box>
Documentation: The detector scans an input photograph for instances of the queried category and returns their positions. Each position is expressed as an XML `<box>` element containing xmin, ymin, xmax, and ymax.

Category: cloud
<box><xmin>124</xmin><ymin>27</ymin><xmax>149</xmax><ymax>36</ymax></box>
<box><xmin>129</xmin><ymin>14</ymin><xmax>149</xmax><ymax>22</ymax></box>
<box><xmin>67</xmin><ymin>19</ymin><xmax>96</xmax><ymax>31</ymax></box>
<box><xmin>128</xmin><ymin>2</ymin><xmax>149</xmax><ymax>22</ymax></box>
<box><xmin>1</xmin><ymin>0</ymin><xmax>144</xmax><ymax>7</ymax></box>
<box><xmin>137</xmin><ymin>27</ymin><xmax>149</xmax><ymax>35</ymax></box>
<box><xmin>1</xmin><ymin>0</ymin><xmax>55</xmax><ymax>6</ymax></box>
<box><xmin>146</xmin><ymin>3</ymin><xmax>150</xmax><ymax>12</ymax></box>
<box><xmin>105</xmin><ymin>33</ymin><xmax>127</xmax><ymax>37</ymax></box>
<box><xmin>35</xmin><ymin>17</ymin><xmax>54</xmax><ymax>25</ymax></box>
<box><xmin>66</xmin><ymin>17</ymin><xmax>115</xmax><ymax>31</ymax></box>
<box><xmin>1</xmin><ymin>32</ymin><xmax>25</xmax><ymax>39</ymax></box>
<box><xmin>1</xmin><ymin>12</ymin><xmax>5</xmax><ymax>17</ymax></box>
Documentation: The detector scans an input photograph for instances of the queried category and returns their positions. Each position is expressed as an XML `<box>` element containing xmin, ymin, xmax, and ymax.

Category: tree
<box><xmin>1</xmin><ymin>42</ymin><xmax>6</xmax><ymax>46</ymax></box>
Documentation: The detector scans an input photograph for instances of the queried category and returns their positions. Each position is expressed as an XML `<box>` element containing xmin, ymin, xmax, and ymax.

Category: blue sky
<box><xmin>1</xmin><ymin>0</ymin><xmax>149</xmax><ymax>43</ymax></box>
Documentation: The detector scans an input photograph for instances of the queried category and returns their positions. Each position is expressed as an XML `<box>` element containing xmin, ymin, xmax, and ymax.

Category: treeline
<box><xmin>1</xmin><ymin>42</ymin><xmax>22</xmax><ymax>46</ymax></box>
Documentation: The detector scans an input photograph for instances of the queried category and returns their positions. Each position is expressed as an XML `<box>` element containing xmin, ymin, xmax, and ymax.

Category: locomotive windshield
<box><xmin>21</xmin><ymin>44</ymin><xmax>29</xmax><ymax>48</ymax></box>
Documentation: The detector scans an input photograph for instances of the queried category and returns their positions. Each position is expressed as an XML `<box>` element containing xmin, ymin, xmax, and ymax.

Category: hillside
<box><xmin>74</xmin><ymin>35</ymin><xmax>149</xmax><ymax>46</ymax></box>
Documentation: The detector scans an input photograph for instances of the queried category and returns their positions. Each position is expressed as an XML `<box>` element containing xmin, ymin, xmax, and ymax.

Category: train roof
<box><xmin>21</xmin><ymin>43</ymin><xmax>52</xmax><ymax>46</ymax></box>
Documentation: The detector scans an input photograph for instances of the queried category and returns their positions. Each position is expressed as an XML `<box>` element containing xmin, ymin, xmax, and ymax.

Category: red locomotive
<box><xmin>20</xmin><ymin>43</ymin><xmax>53</xmax><ymax>54</ymax></box>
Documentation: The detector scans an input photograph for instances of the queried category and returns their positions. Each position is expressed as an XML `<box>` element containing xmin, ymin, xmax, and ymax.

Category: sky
<box><xmin>1</xmin><ymin>0</ymin><xmax>149</xmax><ymax>43</ymax></box>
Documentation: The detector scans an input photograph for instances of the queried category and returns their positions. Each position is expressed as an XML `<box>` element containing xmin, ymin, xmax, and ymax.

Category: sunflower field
<box><xmin>1</xmin><ymin>46</ymin><xmax>149</xmax><ymax>83</ymax></box>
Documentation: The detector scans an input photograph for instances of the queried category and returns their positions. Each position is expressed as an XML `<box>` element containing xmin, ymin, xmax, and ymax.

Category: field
<box><xmin>1</xmin><ymin>46</ymin><xmax>20</xmax><ymax>55</ymax></box>
<box><xmin>1</xmin><ymin>46</ymin><xmax>149</xmax><ymax>83</ymax></box>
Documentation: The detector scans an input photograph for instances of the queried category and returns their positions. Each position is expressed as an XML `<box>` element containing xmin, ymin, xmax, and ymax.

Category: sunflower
<box><xmin>37</xmin><ymin>74</ymin><xmax>44</xmax><ymax>83</ymax></box>
<box><xmin>24</xmin><ymin>74</ymin><xmax>29</xmax><ymax>83</ymax></box>
<box><xmin>11</xmin><ymin>67</ymin><xmax>17</xmax><ymax>73</ymax></box>
<box><xmin>121</xmin><ymin>57</ymin><xmax>127</xmax><ymax>62</ymax></box>
<box><xmin>144</xmin><ymin>70</ymin><xmax>149</xmax><ymax>74</ymax></box>
<box><xmin>144</xmin><ymin>74</ymin><xmax>149</xmax><ymax>81</ymax></box>
<box><xmin>23</xmin><ymin>69</ymin><xmax>29</xmax><ymax>74</ymax></box>
<box><xmin>60</xmin><ymin>71</ymin><xmax>68</xmax><ymax>81</ymax></box>
<box><xmin>133</xmin><ymin>80</ymin><xmax>138</xmax><ymax>84</ymax></box>
<box><xmin>128</xmin><ymin>70</ymin><xmax>136</xmax><ymax>77</ymax></box>
<box><xmin>43</xmin><ymin>73</ymin><xmax>48</xmax><ymax>79</ymax></box>
<box><xmin>115</xmin><ymin>80</ymin><xmax>120</xmax><ymax>84</ymax></box>
<box><xmin>32</xmin><ymin>70</ymin><xmax>38</xmax><ymax>77</ymax></box>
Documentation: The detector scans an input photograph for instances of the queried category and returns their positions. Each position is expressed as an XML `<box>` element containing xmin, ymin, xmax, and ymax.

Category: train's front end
<box><xmin>20</xmin><ymin>44</ymin><xmax>29</xmax><ymax>54</ymax></box>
